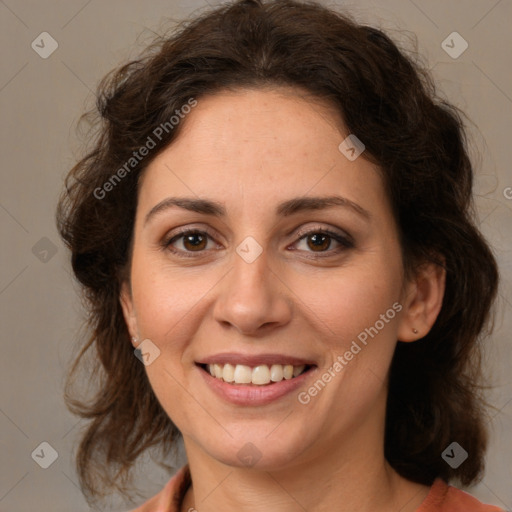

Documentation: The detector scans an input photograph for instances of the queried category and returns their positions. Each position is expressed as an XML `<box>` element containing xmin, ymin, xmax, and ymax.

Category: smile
<box><xmin>204</xmin><ymin>363</ymin><xmax>309</xmax><ymax>385</ymax></box>
<box><xmin>196</xmin><ymin>353</ymin><xmax>317</xmax><ymax>405</ymax></box>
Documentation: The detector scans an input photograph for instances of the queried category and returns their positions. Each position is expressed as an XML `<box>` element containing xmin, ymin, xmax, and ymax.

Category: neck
<box><xmin>181</xmin><ymin>422</ymin><xmax>429</xmax><ymax>512</ymax></box>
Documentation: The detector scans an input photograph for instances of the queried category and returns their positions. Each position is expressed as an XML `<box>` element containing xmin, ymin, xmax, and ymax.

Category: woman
<box><xmin>56</xmin><ymin>0</ymin><xmax>505</xmax><ymax>510</ymax></box>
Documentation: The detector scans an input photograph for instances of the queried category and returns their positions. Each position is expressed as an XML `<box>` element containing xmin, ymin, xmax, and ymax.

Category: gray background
<box><xmin>1</xmin><ymin>0</ymin><xmax>511</xmax><ymax>510</ymax></box>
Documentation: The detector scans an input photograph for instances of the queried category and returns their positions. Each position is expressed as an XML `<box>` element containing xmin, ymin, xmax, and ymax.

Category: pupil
<box><xmin>310</xmin><ymin>233</ymin><xmax>329</xmax><ymax>250</ymax></box>
<box><xmin>186</xmin><ymin>233</ymin><xmax>205</xmax><ymax>249</ymax></box>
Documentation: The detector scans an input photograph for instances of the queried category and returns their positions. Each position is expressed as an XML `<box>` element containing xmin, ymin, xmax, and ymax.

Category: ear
<box><xmin>120</xmin><ymin>280</ymin><xmax>139</xmax><ymax>346</ymax></box>
<box><xmin>397</xmin><ymin>261</ymin><xmax>446</xmax><ymax>342</ymax></box>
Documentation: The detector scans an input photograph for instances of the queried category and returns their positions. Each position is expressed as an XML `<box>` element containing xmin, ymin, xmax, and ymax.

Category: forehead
<box><xmin>166</xmin><ymin>86</ymin><xmax>345</xmax><ymax>158</ymax></box>
<box><xmin>136</xmin><ymin>87</ymin><xmax>388</xmax><ymax>223</ymax></box>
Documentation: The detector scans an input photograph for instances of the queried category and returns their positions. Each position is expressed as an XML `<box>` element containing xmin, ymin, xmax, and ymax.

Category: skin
<box><xmin>121</xmin><ymin>86</ymin><xmax>446</xmax><ymax>512</ymax></box>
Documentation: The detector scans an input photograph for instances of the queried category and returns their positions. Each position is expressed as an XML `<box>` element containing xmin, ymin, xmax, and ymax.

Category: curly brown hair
<box><xmin>56</xmin><ymin>0</ymin><xmax>499</xmax><ymax>504</ymax></box>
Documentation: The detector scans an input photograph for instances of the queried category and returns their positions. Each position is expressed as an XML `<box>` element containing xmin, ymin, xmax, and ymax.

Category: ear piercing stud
<box><xmin>412</xmin><ymin>328</ymin><xmax>418</xmax><ymax>334</ymax></box>
<box><xmin>131</xmin><ymin>336</ymin><xmax>138</xmax><ymax>343</ymax></box>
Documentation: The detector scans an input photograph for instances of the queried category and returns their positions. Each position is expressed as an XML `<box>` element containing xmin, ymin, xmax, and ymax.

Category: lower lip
<box><xmin>197</xmin><ymin>365</ymin><xmax>315</xmax><ymax>406</ymax></box>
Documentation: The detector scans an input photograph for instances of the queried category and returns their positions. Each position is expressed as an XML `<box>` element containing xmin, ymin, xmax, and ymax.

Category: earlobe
<box><xmin>397</xmin><ymin>261</ymin><xmax>446</xmax><ymax>342</ymax></box>
<box><xmin>119</xmin><ymin>281</ymin><xmax>139</xmax><ymax>345</ymax></box>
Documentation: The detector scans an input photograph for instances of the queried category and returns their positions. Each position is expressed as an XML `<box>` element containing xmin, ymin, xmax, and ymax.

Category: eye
<box><xmin>162</xmin><ymin>226</ymin><xmax>353</xmax><ymax>258</ymax></box>
<box><xmin>163</xmin><ymin>229</ymin><xmax>218</xmax><ymax>257</ymax></box>
<box><xmin>292</xmin><ymin>228</ymin><xmax>353</xmax><ymax>256</ymax></box>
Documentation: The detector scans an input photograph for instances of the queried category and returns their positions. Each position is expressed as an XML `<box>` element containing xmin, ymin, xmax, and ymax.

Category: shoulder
<box><xmin>417</xmin><ymin>478</ymin><xmax>506</xmax><ymax>512</ymax></box>
<box><xmin>127</xmin><ymin>466</ymin><xmax>191</xmax><ymax>512</ymax></box>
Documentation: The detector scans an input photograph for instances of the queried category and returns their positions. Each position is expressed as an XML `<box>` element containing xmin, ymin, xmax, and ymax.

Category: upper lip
<box><xmin>196</xmin><ymin>353</ymin><xmax>316</xmax><ymax>367</ymax></box>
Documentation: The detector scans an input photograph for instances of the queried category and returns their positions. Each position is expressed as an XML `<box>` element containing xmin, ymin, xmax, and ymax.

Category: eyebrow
<box><xmin>144</xmin><ymin>195</ymin><xmax>371</xmax><ymax>226</ymax></box>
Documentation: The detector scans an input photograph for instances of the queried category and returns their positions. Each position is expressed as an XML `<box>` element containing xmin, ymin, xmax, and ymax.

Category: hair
<box><xmin>56</xmin><ymin>0</ymin><xmax>499</xmax><ymax>504</ymax></box>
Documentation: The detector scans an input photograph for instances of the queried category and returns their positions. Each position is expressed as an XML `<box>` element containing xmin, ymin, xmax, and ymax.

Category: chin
<box><xmin>199</xmin><ymin>433</ymin><xmax>312</xmax><ymax>471</ymax></box>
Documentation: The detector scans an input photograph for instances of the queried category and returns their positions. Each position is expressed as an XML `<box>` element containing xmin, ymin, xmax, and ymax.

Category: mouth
<box><xmin>195</xmin><ymin>353</ymin><xmax>318</xmax><ymax>405</ymax></box>
<box><xmin>198</xmin><ymin>362</ymin><xmax>314</xmax><ymax>386</ymax></box>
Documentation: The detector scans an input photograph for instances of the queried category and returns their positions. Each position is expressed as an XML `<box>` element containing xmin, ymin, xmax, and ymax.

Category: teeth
<box><xmin>233</xmin><ymin>364</ymin><xmax>252</xmax><ymax>384</ymax></box>
<box><xmin>252</xmin><ymin>365</ymin><xmax>271</xmax><ymax>385</ymax></box>
<box><xmin>283</xmin><ymin>364</ymin><xmax>293</xmax><ymax>379</ymax></box>
<box><xmin>213</xmin><ymin>363</ymin><xmax>223</xmax><ymax>379</ymax></box>
<box><xmin>270</xmin><ymin>364</ymin><xmax>283</xmax><ymax>382</ymax></box>
<box><xmin>293</xmin><ymin>364</ymin><xmax>306</xmax><ymax>377</ymax></box>
<box><xmin>222</xmin><ymin>363</ymin><xmax>235</xmax><ymax>382</ymax></box>
<box><xmin>205</xmin><ymin>363</ymin><xmax>308</xmax><ymax>385</ymax></box>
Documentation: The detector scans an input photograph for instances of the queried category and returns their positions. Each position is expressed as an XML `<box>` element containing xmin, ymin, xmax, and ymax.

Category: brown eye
<box><xmin>305</xmin><ymin>233</ymin><xmax>332</xmax><ymax>252</ymax></box>
<box><xmin>294</xmin><ymin>229</ymin><xmax>353</xmax><ymax>256</ymax></box>
<box><xmin>181</xmin><ymin>232</ymin><xmax>208</xmax><ymax>251</ymax></box>
<box><xmin>164</xmin><ymin>229</ymin><xmax>216</xmax><ymax>257</ymax></box>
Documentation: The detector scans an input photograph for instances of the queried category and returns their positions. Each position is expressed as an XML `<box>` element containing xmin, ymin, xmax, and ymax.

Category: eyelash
<box><xmin>162</xmin><ymin>226</ymin><xmax>354</xmax><ymax>259</ymax></box>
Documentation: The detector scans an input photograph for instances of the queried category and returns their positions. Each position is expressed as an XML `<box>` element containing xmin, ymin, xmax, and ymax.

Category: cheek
<box><xmin>132</xmin><ymin>280</ymin><xmax>187</xmax><ymax>339</ymax></box>
<box><xmin>291</xmin><ymin>259</ymin><xmax>402</xmax><ymax>346</ymax></box>
<box><xmin>130</xmin><ymin>252</ymin><xmax>218</xmax><ymax>350</ymax></box>
<box><xmin>129</xmin><ymin>259</ymin><xmax>214</xmax><ymax>430</ymax></box>
<box><xmin>302</xmin><ymin>270</ymin><xmax>401</xmax><ymax>408</ymax></box>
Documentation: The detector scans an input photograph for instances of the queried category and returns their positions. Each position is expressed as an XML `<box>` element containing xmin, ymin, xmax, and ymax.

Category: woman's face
<box><xmin>121</xmin><ymin>87</ymin><xmax>420</xmax><ymax>470</ymax></box>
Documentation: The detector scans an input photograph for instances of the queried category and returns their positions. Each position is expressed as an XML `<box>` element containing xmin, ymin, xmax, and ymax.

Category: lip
<box><xmin>197</xmin><ymin>352</ymin><xmax>316</xmax><ymax>367</ymax></box>
<box><xmin>196</xmin><ymin>360</ymin><xmax>317</xmax><ymax>406</ymax></box>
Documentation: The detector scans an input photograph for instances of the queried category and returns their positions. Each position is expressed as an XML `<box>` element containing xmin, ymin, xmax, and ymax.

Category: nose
<box><xmin>212</xmin><ymin>247</ymin><xmax>293</xmax><ymax>336</ymax></box>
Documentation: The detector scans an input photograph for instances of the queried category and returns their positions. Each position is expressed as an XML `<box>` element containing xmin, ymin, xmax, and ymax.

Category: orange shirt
<box><xmin>129</xmin><ymin>465</ymin><xmax>506</xmax><ymax>512</ymax></box>
<box><xmin>416</xmin><ymin>478</ymin><xmax>505</xmax><ymax>512</ymax></box>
